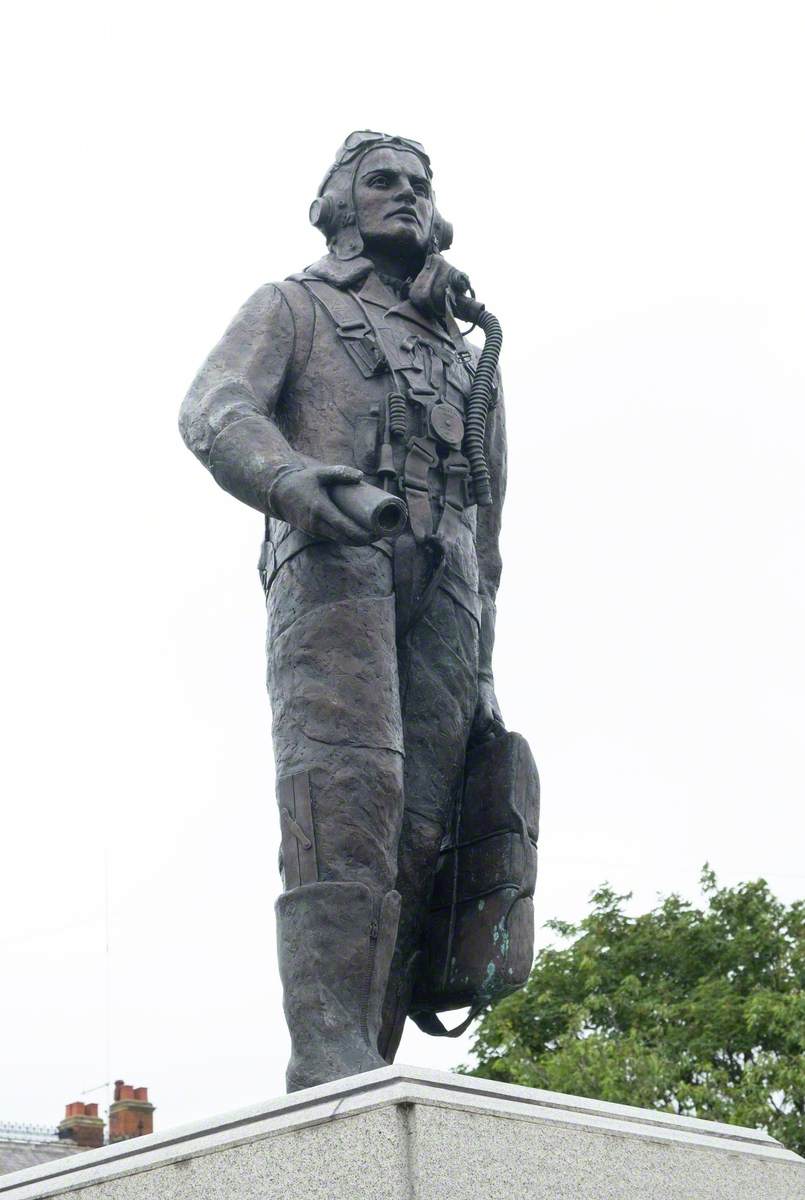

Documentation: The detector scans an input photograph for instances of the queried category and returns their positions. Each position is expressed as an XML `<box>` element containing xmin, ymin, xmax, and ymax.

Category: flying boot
<box><xmin>275</xmin><ymin>880</ymin><xmax>401</xmax><ymax>1092</ymax></box>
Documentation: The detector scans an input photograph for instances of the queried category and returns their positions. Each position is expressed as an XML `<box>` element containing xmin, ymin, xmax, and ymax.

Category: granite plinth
<box><xmin>1</xmin><ymin>1066</ymin><xmax>802</xmax><ymax>1200</ymax></box>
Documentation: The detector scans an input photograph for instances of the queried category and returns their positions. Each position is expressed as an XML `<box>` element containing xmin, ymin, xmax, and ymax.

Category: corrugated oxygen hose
<box><xmin>453</xmin><ymin>294</ymin><xmax>503</xmax><ymax>508</ymax></box>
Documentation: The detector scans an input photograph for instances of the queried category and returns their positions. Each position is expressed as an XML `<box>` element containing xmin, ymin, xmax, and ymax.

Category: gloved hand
<box><xmin>470</xmin><ymin>678</ymin><xmax>506</xmax><ymax>744</ymax></box>
<box><xmin>269</xmin><ymin>463</ymin><xmax>376</xmax><ymax>545</ymax></box>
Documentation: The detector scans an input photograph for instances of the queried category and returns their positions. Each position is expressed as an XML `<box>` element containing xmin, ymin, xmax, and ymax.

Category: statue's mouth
<box><xmin>387</xmin><ymin>207</ymin><xmax>419</xmax><ymax>224</ymax></box>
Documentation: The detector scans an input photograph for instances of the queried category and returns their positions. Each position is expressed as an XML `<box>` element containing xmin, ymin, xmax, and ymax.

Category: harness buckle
<box><xmin>335</xmin><ymin>321</ymin><xmax>388</xmax><ymax>378</ymax></box>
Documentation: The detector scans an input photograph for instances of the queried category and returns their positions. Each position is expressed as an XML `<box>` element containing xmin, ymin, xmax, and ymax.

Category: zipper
<box><xmin>362</xmin><ymin>906</ymin><xmax>380</xmax><ymax>1042</ymax></box>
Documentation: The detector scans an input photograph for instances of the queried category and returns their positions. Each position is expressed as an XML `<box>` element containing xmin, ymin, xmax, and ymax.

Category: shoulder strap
<box><xmin>296</xmin><ymin>277</ymin><xmax>388</xmax><ymax>379</ymax></box>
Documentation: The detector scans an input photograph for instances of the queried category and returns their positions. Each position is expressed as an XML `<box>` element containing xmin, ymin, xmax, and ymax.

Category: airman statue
<box><xmin>180</xmin><ymin>131</ymin><xmax>538</xmax><ymax>1092</ymax></box>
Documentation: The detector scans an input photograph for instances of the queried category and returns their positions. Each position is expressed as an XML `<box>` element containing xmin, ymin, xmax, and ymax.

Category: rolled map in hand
<box><xmin>330</xmin><ymin>481</ymin><xmax>408</xmax><ymax>538</ymax></box>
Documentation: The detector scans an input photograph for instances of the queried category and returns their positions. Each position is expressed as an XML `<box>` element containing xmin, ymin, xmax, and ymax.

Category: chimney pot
<box><xmin>59</xmin><ymin>1097</ymin><xmax>103</xmax><ymax>1150</ymax></box>
<box><xmin>109</xmin><ymin>1081</ymin><xmax>154</xmax><ymax>1143</ymax></box>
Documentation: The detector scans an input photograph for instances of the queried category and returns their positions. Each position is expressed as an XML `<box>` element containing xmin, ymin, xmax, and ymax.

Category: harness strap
<box><xmin>297</xmin><ymin>278</ymin><xmax>388</xmax><ymax>378</ymax></box>
<box><xmin>437</xmin><ymin>449</ymin><xmax>470</xmax><ymax>546</ymax></box>
<box><xmin>403</xmin><ymin>436</ymin><xmax>437</xmax><ymax>542</ymax></box>
<box><xmin>439</xmin><ymin>564</ymin><xmax>482</xmax><ymax>626</ymax></box>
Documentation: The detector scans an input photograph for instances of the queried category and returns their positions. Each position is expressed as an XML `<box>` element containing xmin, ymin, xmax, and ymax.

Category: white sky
<box><xmin>2</xmin><ymin>0</ymin><xmax>803</xmax><ymax>1137</ymax></box>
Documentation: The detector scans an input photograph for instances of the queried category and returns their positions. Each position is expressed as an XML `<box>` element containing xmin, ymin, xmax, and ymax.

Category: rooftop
<box><xmin>0</xmin><ymin>1126</ymin><xmax>81</xmax><ymax>1178</ymax></box>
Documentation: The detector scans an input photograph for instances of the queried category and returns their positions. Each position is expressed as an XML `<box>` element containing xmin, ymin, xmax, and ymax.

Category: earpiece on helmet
<box><xmin>433</xmin><ymin>212</ymin><xmax>453</xmax><ymax>252</ymax></box>
<box><xmin>309</xmin><ymin>195</ymin><xmax>335</xmax><ymax>232</ymax></box>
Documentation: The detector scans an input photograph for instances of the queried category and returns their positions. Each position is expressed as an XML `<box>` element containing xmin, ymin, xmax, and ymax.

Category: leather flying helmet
<box><xmin>310</xmin><ymin>130</ymin><xmax>453</xmax><ymax>261</ymax></box>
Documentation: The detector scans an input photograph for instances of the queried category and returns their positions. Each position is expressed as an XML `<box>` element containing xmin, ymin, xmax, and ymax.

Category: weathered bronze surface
<box><xmin>180</xmin><ymin>131</ymin><xmax>538</xmax><ymax>1092</ymax></box>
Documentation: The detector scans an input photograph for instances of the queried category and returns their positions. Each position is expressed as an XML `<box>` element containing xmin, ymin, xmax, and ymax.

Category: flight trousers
<box><xmin>265</xmin><ymin>534</ymin><xmax>480</xmax><ymax>1072</ymax></box>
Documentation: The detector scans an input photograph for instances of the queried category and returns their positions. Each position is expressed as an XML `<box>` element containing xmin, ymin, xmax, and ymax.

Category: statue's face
<box><xmin>353</xmin><ymin>147</ymin><xmax>433</xmax><ymax>257</ymax></box>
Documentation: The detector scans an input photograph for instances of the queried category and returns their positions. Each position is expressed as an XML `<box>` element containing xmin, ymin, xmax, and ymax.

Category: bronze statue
<box><xmin>180</xmin><ymin>131</ymin><xmax>539</xmax><ymax>1092</ymax></box>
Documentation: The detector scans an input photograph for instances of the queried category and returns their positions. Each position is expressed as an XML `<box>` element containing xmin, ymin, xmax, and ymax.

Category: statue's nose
<box><xmin>394</xmin><ymin>182</ymin><xmax>416</xmax><ymax>204</ymax></box>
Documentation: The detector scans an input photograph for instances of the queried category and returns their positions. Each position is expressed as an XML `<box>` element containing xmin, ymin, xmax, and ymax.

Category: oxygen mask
<box><xmin>409</xmin><ymin>254</ymin><xmax>485</xmax><ymax>324</ymax></box>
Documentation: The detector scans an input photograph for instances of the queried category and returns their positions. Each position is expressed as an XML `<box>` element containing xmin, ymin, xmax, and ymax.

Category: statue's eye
<box><xmin>368</xmin><ymin>175</ymin><xmax>390</xmax><ymax>188</ymax></box>
<box><xmin>413</xmin><ymin>182</ymin><xmax>430</xmax><ymax>197</ymax></box>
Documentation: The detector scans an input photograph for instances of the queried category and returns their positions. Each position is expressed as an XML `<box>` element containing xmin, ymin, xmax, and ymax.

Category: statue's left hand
<box><xmin>471</xmin><ymin>679</ymin><xmax>506</xmax><ymax>744</ymax></box>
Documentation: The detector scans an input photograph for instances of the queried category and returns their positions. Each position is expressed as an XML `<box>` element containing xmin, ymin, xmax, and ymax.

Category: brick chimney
<box><xmin>108</xmin><ymin>1081</ymin><xmax>154</xmax><ymax>1142</ymax></box>
<box><xmin>58</xmin><ymin>1101</ymin><xmax>104</xmax><ymax>1149</ymax></box>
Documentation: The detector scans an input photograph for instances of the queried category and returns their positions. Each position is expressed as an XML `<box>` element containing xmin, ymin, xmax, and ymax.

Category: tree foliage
<box><xmin>463</xmin><ymin>869</ymin><xmax>805</xmax><ymax>1154</ymax></box>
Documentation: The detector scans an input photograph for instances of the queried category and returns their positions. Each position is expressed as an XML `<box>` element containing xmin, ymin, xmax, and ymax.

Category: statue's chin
<box><xmin>361</xmin><ymin>230</ymin><xmax>428</xmax><ymax>273</ymax></box>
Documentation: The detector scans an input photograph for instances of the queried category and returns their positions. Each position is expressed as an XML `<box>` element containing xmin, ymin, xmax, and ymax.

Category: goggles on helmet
<box><xmin>319</xmin><ymin>130</ymin><xmax>432</xmax><ymax>194</ymax></box>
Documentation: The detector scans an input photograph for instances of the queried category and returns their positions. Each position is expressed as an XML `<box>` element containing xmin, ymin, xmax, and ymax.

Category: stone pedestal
<box><xmin>2</xmin><ymin>1066</ymin><xmax>802</xmax><ymax>1199</ymax></box>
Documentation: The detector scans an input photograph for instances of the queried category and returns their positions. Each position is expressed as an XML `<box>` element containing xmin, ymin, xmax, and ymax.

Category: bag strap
<box><xmin>410</xmin><ymin>1002</ymin><xmax>487</xmax><ymax>1039</ymax></box>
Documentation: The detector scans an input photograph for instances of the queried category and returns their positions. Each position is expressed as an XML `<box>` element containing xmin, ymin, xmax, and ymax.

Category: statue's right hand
<box><xmin>269</xmin><ymin>464</ymin><xmax>376</xmax><ymax>545</ymax></box>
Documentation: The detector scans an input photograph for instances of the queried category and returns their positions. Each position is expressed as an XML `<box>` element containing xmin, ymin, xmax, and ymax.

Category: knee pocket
<box><xmin>278</xmin><ymin>770</ymin><xmax>318</xmax><ymax>889</ymax></box>
<box><xmin>277</xmin><ymin>756</ymin><xmax>404</xmax><ymax>893</ymax></box>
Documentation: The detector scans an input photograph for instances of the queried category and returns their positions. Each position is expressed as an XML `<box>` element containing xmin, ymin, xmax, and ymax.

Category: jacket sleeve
<box><xmin>179</xmin><ymin>283</ymin><xmax>308</xmax><ymax>514</ymax></box>
<box><xmin>474</xmin><ymin>379</ymin><xmax>507</xmax><ymax>685</ymax></box>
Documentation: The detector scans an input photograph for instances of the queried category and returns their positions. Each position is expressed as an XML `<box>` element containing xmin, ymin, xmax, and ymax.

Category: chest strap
<box><xmin>295</xmin><ymin>277</ymin><xmax>388</xmax><ymax>378</ymax></box>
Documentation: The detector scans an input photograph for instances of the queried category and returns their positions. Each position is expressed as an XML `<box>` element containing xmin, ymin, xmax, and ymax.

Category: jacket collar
<box><xmin>356</xmin><ymin>276</ymin><xmax>458</xmax><ymax>348</ymax></box>
<box><xmin>303</xmin><ymin>254</ymin><xmax>460</xmax><ymax>348</ymax></box>
<box><xmin>303</xmin><ymin>253</ymin><xmax>373</xmax><ymax>288</ymax></box>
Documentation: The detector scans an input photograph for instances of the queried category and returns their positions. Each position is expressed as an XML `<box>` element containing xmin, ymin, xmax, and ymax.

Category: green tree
<box><xmin>463</xmin><ymin>869</ymin><xmax>805</xmax><ymax>1155</ymax></box>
